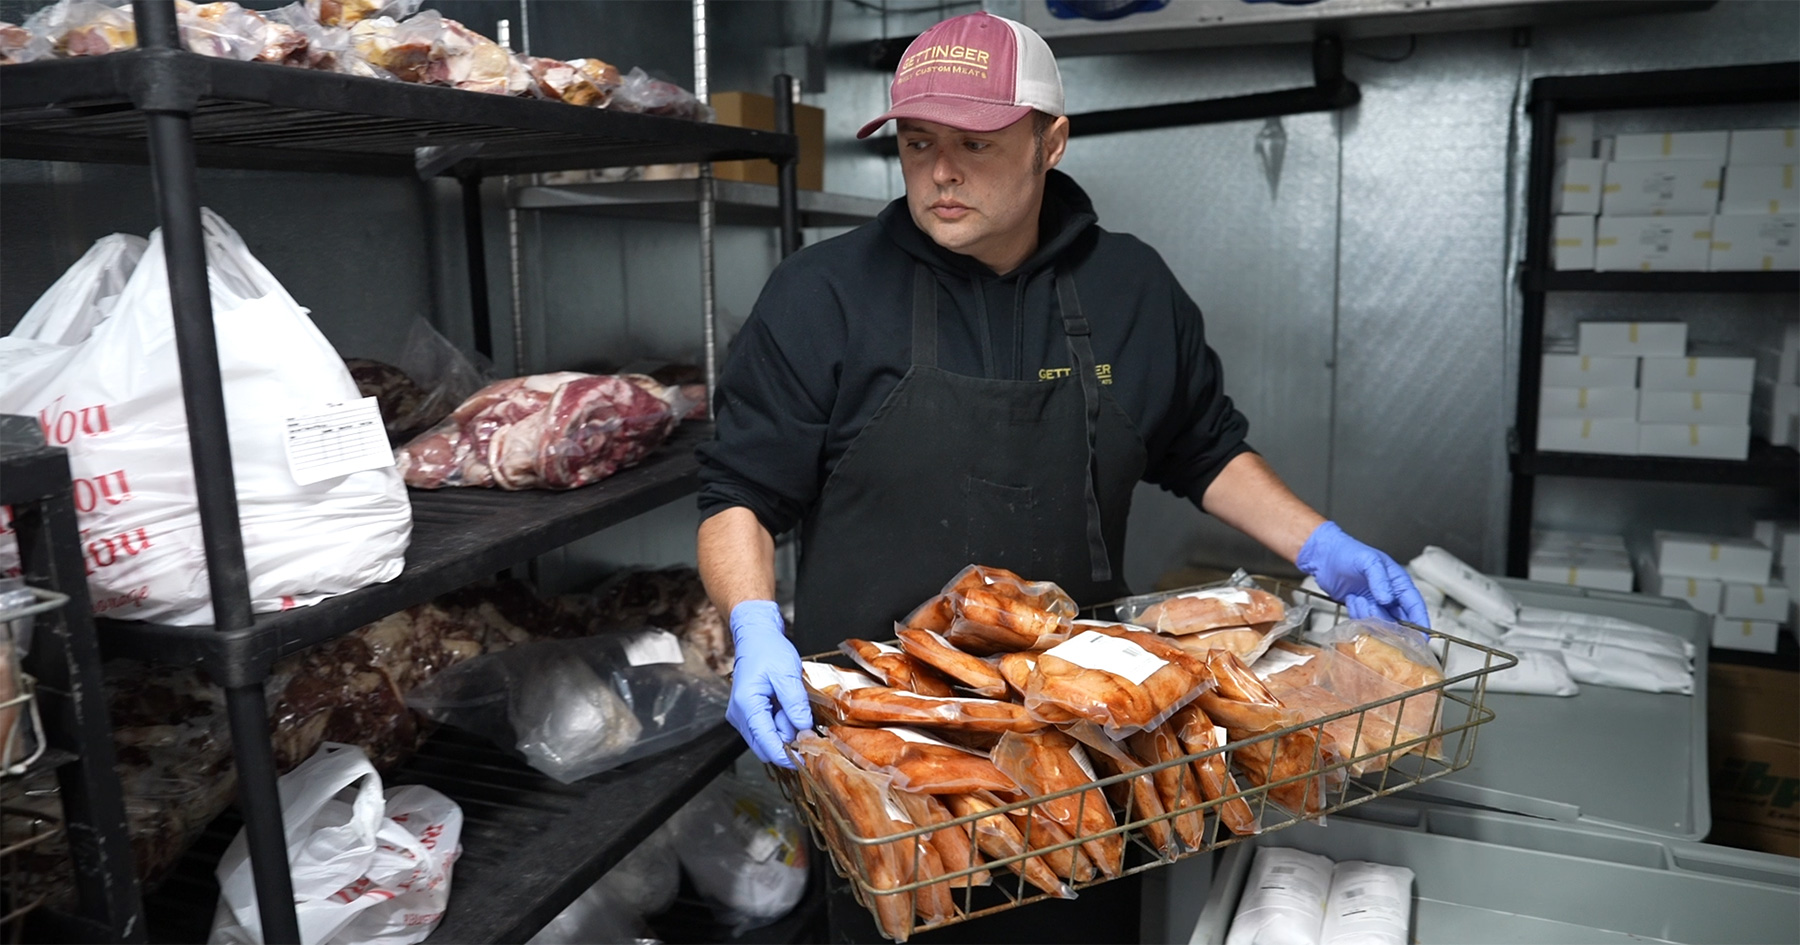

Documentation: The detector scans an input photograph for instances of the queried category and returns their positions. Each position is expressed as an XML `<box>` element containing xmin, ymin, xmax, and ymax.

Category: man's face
<box><xmin>897</xmin><ymin>114</ymin><xmax>1066</xmax><ymax>271</ymax></box>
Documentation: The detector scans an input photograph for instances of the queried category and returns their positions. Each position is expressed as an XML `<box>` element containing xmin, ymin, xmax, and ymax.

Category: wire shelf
<box><xmin>773</xmin><ymin>578</ymin><xmax>1516</xmax><ymax>941</ymax></box>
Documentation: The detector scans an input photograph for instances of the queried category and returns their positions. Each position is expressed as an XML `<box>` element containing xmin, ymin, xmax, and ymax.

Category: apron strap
<box><xmin>911</xmin><ymin>264</ymin><xmax>938</xmax><ymax>369</ymax></box>
<box><xmin>1054</xmin><ymin>265</ymin><xmax>1114</xmax><ymax>584</ymax></box>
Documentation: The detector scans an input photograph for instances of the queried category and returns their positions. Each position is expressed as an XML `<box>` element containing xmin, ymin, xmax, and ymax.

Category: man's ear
<box><xmin>1041</xmin><ymin>115</ymin><xmax>1071</xmax><ymax>172</ymax></box>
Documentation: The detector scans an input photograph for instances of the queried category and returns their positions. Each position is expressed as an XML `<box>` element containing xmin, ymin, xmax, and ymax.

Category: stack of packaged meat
<box><xmin>0</xmin><ymin>0</ymin><xmax>709</xmax><ymax>118</ymax></box>
<box><xmin>394</xmin><ymin>372</ymin><xmax>695</xmax><ymax>491</ymax></box>
<box><xmin>790</xmin><ymin>565</ymin><xmax>1446</xmax><ymax>942</ymax></box>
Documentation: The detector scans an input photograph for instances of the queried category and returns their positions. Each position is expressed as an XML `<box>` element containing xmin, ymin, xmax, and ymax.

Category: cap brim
<box><xmin>856</xmin><ymin>97</ymin><xmax>1035</xmax><ymax>139</ymax></box>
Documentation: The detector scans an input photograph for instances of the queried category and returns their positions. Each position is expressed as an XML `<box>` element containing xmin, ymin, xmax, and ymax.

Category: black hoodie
<box><xmin>697</xmin><ymin>170</ymin><xmax>1251</xmax><ymax>535</ymax></box>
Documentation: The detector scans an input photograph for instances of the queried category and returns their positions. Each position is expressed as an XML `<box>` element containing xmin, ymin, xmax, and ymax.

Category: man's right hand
<box><xmin>727</xmin><ymin>600</ymin><xmax>813</xmax><ymax>767</ymax></box>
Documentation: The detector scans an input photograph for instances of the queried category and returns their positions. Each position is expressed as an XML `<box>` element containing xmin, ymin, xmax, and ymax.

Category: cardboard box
<box><xmin>1658</xmin><ymin>531</ymin><xmax>1774</xmax><ymax>583</ymax></box>
<box><xmin>1707</xmin><ymin>816</ymin><xmax>1800</xmax><ymax>858</ymax></box>
<box><xmin>1540</xmin><ymin>385</ymin><xmax>1638</xmax><ymax>419</ymax></box>
<box><xmin>1552</xmin><ymin>214</ymin><xmax>1595</xmax><ymax>269</ymax></box>
<box><xmin>1708</xmin><ymin>213</ymin><xmax>1798</xmax><ymax>271</ymax></box>
<box><xmin>1753</xmin><ymin>382</ymin><xmax>1799</xmax><ymax>447</ymax></box>
<box><xmin>1594</xmin><ymin>216</ymin><xmax>1713</xmax><ymax>272</ymax></box>
<box><xmin>709</xmin><ymin>91</ymin><xmax>825</xmax><ymax>191</ymax></box>
<box><xmin>1638</xmin><ymin>556</ymin><xmax>1724</xmax><ymax>614</ymax></box>
<box><xmin>1533</xmin><ymin>529</ymin><xmax>1628</xmax><ymax>553</ymax></box>
<box><xmin>1528</xmin><ymin>548</ymin><xmax>1634</xmax><ymax>592</ymax></box>
<box><xmin>1713</xmin><ymin>615</ymin><xmax>1781</xmax><ymax>652</ymax></box>
<box><xmin>1728</xmin><ymin>128</ymin><xmax>1799</xmax><ymax>165</ymax></box>
<box><xmin>1555</xmin><ymin>114</ymin><xmax>1595</xmax><ymax>163</ymax></box>
<box><xmin>1613</xmin><ymin>130</ymin><xmax>1730</xmax><ymax>163</ymax></box>
<box><xmin>1639</xmin><ymin>422</ymin><xmax>1750</xmax><ymax>460</ymax></box>
<box><xmin>1708</xmin><ymin>663</ymin><xmax>1799</xmax><ymax>848</ymax></box>
<box><xmin>1541</xmin><ymin>353</ymin><xmax>1639</xmax><ymax>388</ymax></box>
<box><xmin>1601</xmin><ymin>161</ymin><xmax>1720</xmax><ymax>216</ymax></box>
<box><xmin>1639</xmin><ymin>356</ymin><xmax>1756</xmax><ymax>393</ymax></box>
<box><xmin>1723</xmin><ymin>582</ymin><xmax>1792</xmax><ymax>622</ymax></box>
<box><xmin>1577</xmin><ymin>321</ymin><xmax>1686</xmax><ymax>357</ymax></box>
<box><xmin>1720</xmin><ymin>164</ymin><xmax>1796</xmax><ymax>215</ymax></box>
<box><xmin>1537</xmin><ymin>418</ymin><xmax>1637</xmax><ymax>455</ymax></box>
<box><xmin>1553</xmin><ymin>160</ymin><xmax>1604</xmax><ymax>215</ymax></box>
<box><xmin>1637</xmin><ymin>389</ymin><xmax>1751</xmax><ymax>425</ymax></box>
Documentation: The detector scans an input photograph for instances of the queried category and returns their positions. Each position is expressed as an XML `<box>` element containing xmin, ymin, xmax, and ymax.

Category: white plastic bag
<box><xmin>1320</xmin><ymin>861</ymin><xmax>1414</xmax><ymax>945</ymax></box>
<box><xmin>0</xmin><ymin>210</ymin><xmax>411</xmax><ymax>625</ymax></box>
<box><xmin>1407</xmin><ymin>547</ymin><xmax>1519</xmax><ymax>627</ymax></box>
<box><xmin>1511</xmin><ymin>606</ymin><xmax>1696</xmax><ymax>662</ymax></box>
<box><xmin>209</xmin><ymin>743</ymin><xmax>462</xmax><ymax>945</ymax></box>
<box><xmin>1430</xmin><ymin>602</ymin><xmax>1579</xmax><ymax>697</ymax></box>
<box><xmin>670</xmin><ymin>771</ymin><xmax>809</xmax><ymax>934</ymax></box>
<box><xmin>1225</xmin><ymin>846</ymin><xmax>1333</xmax><ymax>945</ymax></box>
<box><xmin>8</xmin><ymin>233</ymin><xmax>146</xmax><ymax>346</ymax></box>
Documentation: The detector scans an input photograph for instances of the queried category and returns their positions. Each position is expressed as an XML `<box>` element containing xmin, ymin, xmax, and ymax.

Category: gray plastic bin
<box><xmin>1189</xmin><ymin>797</ymin><xmax>1800</xmax><ymax>945</ymax></box>
<box><xmin>1408</xmin><ymin>579</ymin><xmax>1713</xmax><ymax>841</ymax></box>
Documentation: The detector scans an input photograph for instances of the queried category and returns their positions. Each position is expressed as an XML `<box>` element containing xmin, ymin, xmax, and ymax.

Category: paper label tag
<box><xmin>1252</xmin><ymin>647</ymin><xmax>1315</xmax><ymax>681</ymax></box>
<box><xmin>1075</xmin><ymin>618</ymin><xmax>1151</xmax><ymax>632</ymax></box>
<box><xmin>747</xmin><ymin>829</ymin><xmax>783</xmax><ymax>863</ymax></box>
<box><xmin>871</xmin><ymin>641</ymin><xmax>903</xmax><ymax>656</ymax></box>
<box><xmin>623</xmin><ymin>630</ymin><xmax>684</xmax><ymax>667</ymax></box>
<box><xmin>1177</xmin><ymin>588</ymin><xmax>1253</xmax><ymax>606</ymax></box>
<box><xmin>1069</xmin><ymin>743</ymin><xmax>1098</xmax><ymax>781</ymax></box>
<box><xmin>802</xmin><ymin>662</ymin><xmax>880</xmax><ymax>691</ymax></box>
<box><xmin>283</xmin><ymin>397</ymin><xmax>393</xmax><ymax>485</ymax></box>
<box><xmin>1045</xmin><ymin>630</ymin><xmax>1167</xmax><ymax>685</ymax></box>
<box><xmin>1213</xmin><ymin>726</ymin><xmax>1229</xmax><ymax>750</ymax></box>
<box><xmin>884</xmin><ymin>795</ymin><xmax>913</xmax><ymax>825</ymax></box>
<box><xmin>889</xmin><ymin>727</ymin><xmax>955</xmax><ymax>748</ymax></box>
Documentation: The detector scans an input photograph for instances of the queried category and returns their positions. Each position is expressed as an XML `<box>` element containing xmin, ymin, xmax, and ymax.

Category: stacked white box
<box><xmin>1553</xmin><ymin>215</ymin><xmax>1596</xmax><ymax>269</ymax></box>
<box><xmin>1578</xmin><ymin>322</ymin><xmax>1686</xmax><ymax>357</ymax></box>
<box><xmin>1722</xmin><ymin>582</ymin><xmax>1791</xmax><ymax>622</ymax></box>
<box><xmin>1708</xmin><ymin>214</ymin><xmax>1799</xmax><ymax>271</ymax></box>
<box><xmin>1712</xmin><ymin>615</ymin><xmax>1780</xmax><ymax>653</ymax></box>
<box><xmin>1719</xmin><ymin>164</ymin><xmax>1797</xmax><ymax>215</ymax></box>
<box><xmin>1655</xmin><ymin>531</ymin><xmax>1773</xmax><ymax>583</ymax></box>
<box><xmin>1533</xmin><ymin>529</ymin><xmax>1629</xmax><ymax>553</ymax></box>
<box><xmin>1555</xmin><ymin>115</ymin><xmax>1596</xmax><ymax>164</ymax></box>
<box><xmin>1754</xmin><ymin>323</ymin><xmax>1800</xmax><ymax>447</ymax></box>
<box><xmin>1638</xmin><ymin>555</ymin><xmax>1724</xmax><ymax>614</ymax></box>
<box><xmin>1595</xmin><ymin>215</ymin><xmax>1714</xmax><ymax>271</ymax></box>
<box><xmin>1637</xmin><ymin>355</ymin><xmax>1754</xmax><ymax>459</ymax></box>
<box><xmin>1538</xmin><ymin>419</ymin><xmax>1638</xmax><ymax>454</ymax></box>
<box><xmin>1613</xmin><ymin>131</ymin><xmax>1730</xmax><ymax>163</ymax></box>
<box><xmin>1752</xmin><ymin>520</ymin><xmax>1800</xmax><ymax>570</ymax></box>
<box><xmin>1541</xmin><ymin>354</ymin><xmax>1638</xmax><ymax>387</ymax></box>
<box><xmin>1529</xmin><ymin>547</ymin><xmax>1634</xmax><ymax>591</ymax></box>
<box><xmin>1728</xmin><ymin>128</ymin><xmax>1798</xmax><ymax>165</ymax></box>
<box><xmin>1600</xmin><ymin>162</ymin><xmax>1719</xmax><ymax>216</ymax></box>
<box><xmin>1542</xmin><ymin>386</ymin><xmax>1638</xmax><ymax>419</ymax></box>
<box><xmin>1554</xmin><ymin>160</ymin><xmax>1604</xmax><ymax>216</ymax></box>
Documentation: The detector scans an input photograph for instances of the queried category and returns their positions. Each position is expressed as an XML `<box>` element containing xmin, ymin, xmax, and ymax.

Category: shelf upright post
<box><xmin>774</xmin><ymin>74</ymin><xmax>801</xmax><ymax>258</ymax></box>
<box><xmin>129</xmin><ymin>3</ymin><xmax>302</xmax><ymax>942</ymax></box>
<box><xmin>695</xmin><ymin>0</ymin><xmax>719</xmax><ymax>418</ymax></box>
<box><xmin>459</xmin><ymin>169</ymin><xmax>495</xmax><ymax>360</ymax></box>
<box><xmin>1506</xmin><ymin>93</ymin><xmax>1560</xmax><ymax>577</ymax></box>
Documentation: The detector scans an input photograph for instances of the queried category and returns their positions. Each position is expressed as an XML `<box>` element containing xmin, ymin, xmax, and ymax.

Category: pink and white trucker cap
<box><xmin>855</xmin><ymin>12</ymin><xmax>1064</xmax><ymax>139</ymax></box>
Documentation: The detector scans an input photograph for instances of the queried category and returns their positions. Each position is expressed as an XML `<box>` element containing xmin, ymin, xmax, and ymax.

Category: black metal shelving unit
<box><xmin>1505</xmin><ymin>61</ymin><xmax>1800</xmax><ymax>578</ymax></box>
<box><xmin>0</xmin><ymin>3</ymin><xmax>801</xmax><ymax>941</ymax></box>
<box><xmin>0</xmin><ymin>417</ymin><xmax>144</xmax><ymax>943</ymax></box>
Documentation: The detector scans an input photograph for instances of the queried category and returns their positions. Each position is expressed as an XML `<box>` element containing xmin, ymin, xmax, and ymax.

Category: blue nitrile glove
<box><xmin>727</xmin><ymin>600</ymin><xmax>812</xmax><ymax>767</ymax></box>
<box><xmin>1297</xmin><ymin>521</ymin><xmax>1432</xmax><ymax>628</ymax></box>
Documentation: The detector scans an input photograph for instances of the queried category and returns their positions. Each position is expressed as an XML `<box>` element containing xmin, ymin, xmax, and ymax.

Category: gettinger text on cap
<box><xmin>856</xmin><ymin>11</ymin><xmax>1065</xmax><ymax>139</ymax></box>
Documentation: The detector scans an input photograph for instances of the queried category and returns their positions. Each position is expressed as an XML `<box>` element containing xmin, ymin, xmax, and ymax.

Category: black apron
<box><xmin>793</xmin><ymin>262</ymin><xmax>1149</xmax><ymax>654</ymax></box>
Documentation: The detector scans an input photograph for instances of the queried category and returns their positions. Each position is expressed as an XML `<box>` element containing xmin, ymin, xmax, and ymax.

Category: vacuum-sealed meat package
<box><xmin>895</xmin><ymin>626</ymin><xmax>1008</xmax><ymax>697</ymax></box>
<box><xmin>825</xmin><ymin>725</ymin><xmax>1016</xmax><ymax>794</ymax></box>
<box><xmin>840</xmin><ymin>639</ymin><xmax>956</xmax><ymax>697</ymax></box>
<box><xmin>395</xmin><ymin>372</ymin><xmax>689</xmax><ymax>490</ymax></box>
<box><xmin>1064</xmin><ymin>721</ymin><xmax>1176</xmax><ymax>858</ymax></box>
<box><xmin>991</xmin><ymin>730</ymin><xmax>1122</xmax><ymax>878</ymax></box>
<box><xmin>1126</xmin><ymin>585</ymin><xmax>1288</xmax><ymax>636</ymax></box>
<box><xmin>889</xmin><ymin>790</ymin><xmax>988</xmax><ymax>890</ymax></box>
<box><xmin>1024</xmin><ymin>625</ymin><xmax>1213</xmax><ymax>737</ymax></box>
<box><xmin>940</xmin><ymin>791</ymin><xmax>1070</xmax><ymax>899</ymax></box>
<box><xmin>1169</xmin><ymin>703</ymin><xmax>1259</xmax><ymax>836</ymax></box>
<box><xmin>803</xmin><ymin>662</ymin><xmax>1044</xmax><ymax>733</ymax></box>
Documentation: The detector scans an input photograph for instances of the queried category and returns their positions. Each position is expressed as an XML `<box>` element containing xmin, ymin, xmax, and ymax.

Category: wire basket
<box><xmin>773</xmin><ymin>577</ymin><xmax>1517</xmax><ymax>942</ymax></box>
<box><xmin>0</xmin><ymin>585</ymin><xmax>64</xmax><ymax>941</ymax></box>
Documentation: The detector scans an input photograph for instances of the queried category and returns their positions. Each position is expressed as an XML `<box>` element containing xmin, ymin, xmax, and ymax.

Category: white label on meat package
<box><xmin>1069</xmin><ymin>743</ymin><xmax>1098</xmax><ymax>780</ymax></box>
<box><xmin>884</xmin><ymin>795</ymin><xmax>913</xmax><ymax>825</ymax></box>
<box><xmin>1045</xmin><ymin>631</ymin><xmax>1167</xmax><ymax>685</ymax></box>
<box><xmin>1075</xmin><ymin>618</ymin><xmax>1152</xmax><ymax>632</ymax></box>
<box><xmin>889</xmin><ymin>727</ymin><xmax>958</xmax><ymax>749</ymax></box>
<box><xmin>1213</xmin><ymin>726</ymin><xmax>1229</xmax><ymax>750</ymax></box>
<box><xmin>283</xmin><ymin>397</ymin><xmax>393</xmax><ymax>485</ymax></box>
<box><xmin>1251</xmin><ymin>647</ymin><xmax>1315</xmax><ymax>681</ymax></box>
<box><xmin>746</xmin><ymin>828</ymin><xmax>783</xmax><ymax>863</ymax></box>
<box><xmin>871</xmin><ymin>641</ymin><xmax>903</xmax><ymax>655</ymax></box>
<box><xmin>623</xmin><ymin>630</ymin><xmax>684</xmax><ymax>666</ymax></box>
<box><xmin>1178</xmin><ymin>588</ymin><xmax>1253</xmax><ymax>606</ymax></box>
<box><xmin>802</xmin><ymin>662</ymin><xmax>880</xmax><ymax>691</ymax></box>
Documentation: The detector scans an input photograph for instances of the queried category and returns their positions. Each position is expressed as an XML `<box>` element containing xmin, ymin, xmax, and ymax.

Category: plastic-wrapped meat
<box><xmin>612</xmin><ymin>66</ymin><xmax>711</xmax><ymax>121</ymax></box>
<box><xmin>426</xmin><ymin>17</ymin><xmax>531</xmax><ymax>95</ymax></box>
<box><xmin>579</xmin><ymin>567</ymin><xmax>732</xmax><ymax>674</ymax></box>
<box><xmin>348</xmin><ymin>13</ymin><xmax>435</xmax><ymax>83</ymax></box>
<box><xmin>0</xmin><ymin>21</ymin><xmax>52</xmax><ymax>63</ymax></box>
<box><xmin>306</xmin><ymin>0</ymin><xmax>420</xmax><ymax>28</ymax></box>
<box><xmin>991</xmin><ymin>730</ymin><xmax>1122</xmax><ymax>878</ymax></box>
<box><xmin>528</xmin><ymin>55</ymin><xmax>621</xmax><ymax>106</ymax></box>
<box><xmin>25</xmin><ymin>0</ymin><xmax>136</xmax><ymax>56</ymax></box>
<box><xmin>346</xmin><ymin>358</ymin><xmax>433</xmax><ymax>442</ymax></box>
<box><xmin>538</xmin><ymin>374</ymin><xmax>682</xmax><ymax>488</ymax></box>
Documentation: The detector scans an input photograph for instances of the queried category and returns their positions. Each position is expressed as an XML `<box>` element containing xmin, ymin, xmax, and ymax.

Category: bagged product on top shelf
<box><xmin>404</xmin><ymin>629</ymin><xmax>729</xmax><ymax>782</ymax></box>
<box><xmin>527</xmin><ymin>55</ymin><xmax>621</xmax><ymax>107</ymax></box>
<box><xmin>306</xmin><ymin>0</ymin><xmax>420</xmax><ymax>28</ymax></box>
<box><xmin>177</xmin><ymin>2</ymin><xmax>283</xmax><ymax>62</ymax></box>
<box><xmin>394</xmin><ymin>371</ymin><xmax>692</xmax><ymax>490</ymax></box>
<box><xmin>24</xmin><ymin>0</ymin><xmax>135</xmax><ymax>57</ymax></box>
<box><xmin>613</xmin><ymin>66</ymin><xmax>713</xmax><ymax>121</ymax></box>
<box><xmin>0</xmin><ymin>211</ymin><xmax>412</xmax><ymax>626</ymax></box>
<box><xmin>0</xmin><ymin>20</ymin><xmax>54</xmax><ymax>63</ymax></box>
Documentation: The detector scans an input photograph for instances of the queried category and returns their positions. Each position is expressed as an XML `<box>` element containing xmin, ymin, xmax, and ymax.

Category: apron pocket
<box><xmin>963</xmin><ymin>476</ymin><xmax>1036</xmax><ymax>571</ymax></box>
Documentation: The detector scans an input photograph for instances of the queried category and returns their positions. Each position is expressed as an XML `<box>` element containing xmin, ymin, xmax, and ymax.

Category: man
<box><xmin>698</xmin><ymin>11</ymin><xmax>1428</xmax><ymax>767</ymax></box>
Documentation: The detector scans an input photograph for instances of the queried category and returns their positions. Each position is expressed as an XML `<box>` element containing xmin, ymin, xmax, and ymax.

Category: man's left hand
<box><xmin>1297</xmin><ymin>521</ymin><xmax>1431</xmax><ymax>627</ymax></box>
